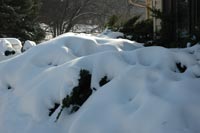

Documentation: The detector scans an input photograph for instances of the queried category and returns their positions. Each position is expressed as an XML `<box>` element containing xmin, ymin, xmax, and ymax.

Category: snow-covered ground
<box><xmin>0</xmin><ymin>33</ymin><xmax>200</xmax><ymax>133</ymax></box>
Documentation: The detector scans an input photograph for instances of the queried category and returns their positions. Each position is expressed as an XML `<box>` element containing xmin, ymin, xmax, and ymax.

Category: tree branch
<box><xmin>128</xmin><ymin>0</ymin><xmax>146</xmax><ymax>8</ymax></box>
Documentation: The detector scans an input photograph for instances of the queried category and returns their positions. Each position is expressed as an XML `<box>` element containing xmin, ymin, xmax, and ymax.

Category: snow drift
<box><xmin>0</xmin><ymin>33</ymin><xmax>200</xmax><ymax>133</ymax></box>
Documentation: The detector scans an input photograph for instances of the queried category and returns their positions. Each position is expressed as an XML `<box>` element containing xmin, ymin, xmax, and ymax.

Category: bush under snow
<box><xmin>0</xmin><ymin>33</ymin><xmax>200</xmax><ymax>133</ymax></box>
<box><xmin>22</xmin><ymin>40</ymin><xmax>36</xmax><ymax>52</ymax></box>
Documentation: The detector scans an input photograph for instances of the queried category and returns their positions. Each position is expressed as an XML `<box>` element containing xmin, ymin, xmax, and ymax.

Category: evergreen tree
<box><xmin>0</xmin><ymin>0</ymin><xmax>45</xmax><ymax>42</ymax></box>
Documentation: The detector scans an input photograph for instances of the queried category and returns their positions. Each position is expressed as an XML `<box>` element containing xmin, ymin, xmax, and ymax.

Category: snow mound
<box><xmin>0</xmin><ymin>33</ymin><xmax>200</xmax><ymax>133</ymax></box>
<box><xmin>22</xmin><ymin>40</ymin><xmax>36</xmax><ymax>52</ymax></box>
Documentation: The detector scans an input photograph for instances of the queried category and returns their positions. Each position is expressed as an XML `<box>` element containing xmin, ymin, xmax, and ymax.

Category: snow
<box><xmin>3</xmin><ymin>38</ymin><xmax>22</xmax><ymax>53</ymax></box>
<box><xmin>98</xmin><ymin>29</ymin><xmax>124</xmax><ymax>39</ymax></box>
<box><xmin>22</xmin><ymin>40</ymin><xmax>36</xmax><ymax>52</ymax></box>
<box><xmin>0</xmin><ymin>38</ymin><xmax>22</xmax><ymax>53</ymax></box>
<box><xmin>71</xmin><ymin>24</ymin><xmax>99</xmax><ymax>33</ymax></box>
<box><xmin>0</xmin><ymin>32</ymin><xmax>200</xmax><ymax>133</ymax></box>
<box><xmin>0</xmin><ymin>38</ymin><xmax>19</xmax><ymax>61</ymax></box>
<box><xmin>0</xmin><ymin>39</ymin><xmax>13</xmax><ymax>53</ymax></box>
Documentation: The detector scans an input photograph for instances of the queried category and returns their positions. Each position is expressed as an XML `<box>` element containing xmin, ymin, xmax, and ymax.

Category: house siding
<box><xmin>152</xmin><ymin>0</ymin><xmax>200</xmax><ymax>46</ymax></box>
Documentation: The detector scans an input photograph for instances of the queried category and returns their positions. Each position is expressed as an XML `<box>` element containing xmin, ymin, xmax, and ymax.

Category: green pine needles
<box><xmin>99</xmin><ymin>76</ymin><xmax>110</xmax><ymax>87</ymax></box>
<box><xmin>53</xmin><ymin>70</ymin><xmax>111</xmax><ymax>121</ymax></box>
<box><xmin>56</xmin><ymin>69</ymin><xmax>92</xmax><ymax>121</ymax></box>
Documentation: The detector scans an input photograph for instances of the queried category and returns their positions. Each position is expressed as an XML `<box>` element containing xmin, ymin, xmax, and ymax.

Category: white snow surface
<box><xmin>22</xmin><ymin>40</ymin><xmax>36</xmax><ymax>52</ymax></box>
<box><xmin>98</xmin><ymin>29</ymin><xmax>124</xmax><ymax>39</ymax></box>
<box><xmin>0</xmin><ymin>33</ymin><xmax>200</xmax><ymax>133</ymax></box>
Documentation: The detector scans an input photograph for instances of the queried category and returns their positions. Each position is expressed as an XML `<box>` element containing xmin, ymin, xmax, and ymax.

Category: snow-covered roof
<box><xmin>3</xmin><ymin>38</ymin><xmax>22</xmax><ymax>46</ymax></box>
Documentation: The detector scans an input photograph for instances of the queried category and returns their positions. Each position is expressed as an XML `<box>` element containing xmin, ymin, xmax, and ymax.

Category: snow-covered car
<box><xmin>0</xmin><ymin>38</ymin><xmax>22</xmax><ymax>54</ymax></box>
<box><xmin>0</xmin><ymin>38</ymin><xmax>23</xmax><ymax>61</ymax></box>
<box><xmin>4</xmin><ymin>38</ymin><xmax>22</xmax><ymax>53</ymax></box>
<box><xmin>0</xmin><ymin>38</ymin><xmax>16</xmax><ymax>56</ymax></box>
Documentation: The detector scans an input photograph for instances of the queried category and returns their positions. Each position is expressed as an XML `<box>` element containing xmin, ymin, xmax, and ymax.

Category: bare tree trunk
<box><xmin>65</xmin><ymin>22</ymin><xmax>73</xmax><ymax>32</ymax></box>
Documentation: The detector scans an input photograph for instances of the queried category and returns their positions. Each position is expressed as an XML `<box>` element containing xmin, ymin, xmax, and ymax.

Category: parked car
<box><xmin>0</xmin><ymin>38</ymin><xmax>15</xmax><ymax>56</ymax></box>
<box><xmin>4</xmin><ymin>38</ymin><xmax>22</xmax><ymax>53</ymax></box>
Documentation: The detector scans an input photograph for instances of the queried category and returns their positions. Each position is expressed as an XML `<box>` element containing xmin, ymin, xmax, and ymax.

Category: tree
<box><xmin>40</xmin><ymin>0</ymin><xmax>99</xmax><ymax>37</ymax></box>
<box><xmin>96</xmin><ymin>0</ymin><xmax>137</xmax><ymax>29</ymax></box>
<box><xmin>128</xmin><ymin>0</ymin><xmax>152</xmax><ymax>19</ymax></box>
<box><xmin>128</xmin><ymin>0</ymin><xmax>146</xmax><ymax>8</ymax></box>
<box><xmin>0</xmin><ymin>0</ymin><xmax>45</xmax><ymax>42</ymax></box>
<box><xmin>150</xmin><ymin>8</ymin><xmax>175</xmax><ymax>47</ymax></box>
<box><xmin>39</xmin><ymin>0</ymin><xmax>143</xmax><ymax>37</ymax></box>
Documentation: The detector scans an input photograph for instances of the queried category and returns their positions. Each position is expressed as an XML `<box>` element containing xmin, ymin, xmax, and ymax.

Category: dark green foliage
<box><xmin>130</xmin><ymin>19</ymin><xmax>153</xmax><ymax>43</ymax></box>
<box><xmin>150</xmin><ymin>8</ymin><xmax>162</xmax><ymax>19</ymax></box>
<box><xmin>176</xmin><ymin>63</ymin><xmax>187</xmax><ymax>73</ymax></box>
<box><xmin>49</xmin><ymin>103</ymin><xmax>60</xmax><ymax>116</ymax></box>
<box><xmin>150</xmin><ymin>8</ymin><xmax>197</xmax><ymax>48</ymax></box>
<box><xmin>195</xmin><ymin>23</ymin><xmax>200</xmax><ymax>40</ymax></box>
<box><xmin>120</xmin><ymin>15</ymin><xmax>140</xmax><ymax>35</ymax></box>
<box><xmin>134</xmin><ymin>19</ymin><xmax>153</xmax><ymax>37</ymax></box>
<box><xmin>174</xmin><ymin>37</ymin><xmax>197</xmax><ymax>48</ymax></box>
<box><xmin>106</xmin><ymin>15</ymin><xmax>120</xmax><ymax>31</ymax></box>
<box><xmin>0</xmin><ymin>0</ymin><xmax>45</xmax><ymax>42</ymax></box>
<box><xmin>56</xmin><ymin>69</ymin><xmax>92</xmax><ymax>121</ymax></box>
<box><xmin>105</xmin><ymin>15</ymin><xmax>153</xmax><ymax>43</ymax></box>
<box><xmin>99</xmin><ymin>76</ymin><xmax>110</xmax><ymax>87</ymax></box>
<box><xmin>191</xmin><ymin>22</ymin><xmax>200</xmax><ymax>45</ymax></box>
<box><xmin>120</xmin><ymin>16</ymin><xmax>153</xmax><ymax>43</ymax></box>
<box><xmin>151</xmin><ymin>8</ymin><xmax>174</xmax><ymax>46</ymax></box>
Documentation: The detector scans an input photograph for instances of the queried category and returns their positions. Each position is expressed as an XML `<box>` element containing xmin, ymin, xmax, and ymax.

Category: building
<box><xmin>151</xmin><ymin>0</ymin><xmax>200</xmax><ymax>45</ymax></box>
<box><xmin>128</xmin><ymin>0</ymin><xmax>152</xmax><ymax>19</ymax></box>
<box><xmin>128</xmin><ymin>0</ymin><xmax>200</xmax><ymax>47</ymax></box>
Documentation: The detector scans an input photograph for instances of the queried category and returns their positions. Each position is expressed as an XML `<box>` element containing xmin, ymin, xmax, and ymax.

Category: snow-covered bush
<box><xmin>120</xmin><ymin>17</ymin><xmax>153</xmax><ymax>43</ymax></box>
<box><xmin>22</xmin><ymin>40</ymin><xmax>36</xmax><ymax>52</ymax></box>
<box><xmin>104</xmin><ymin>15</ymin><xmax>153</xmax><ymax>43</ymax></box>
<box><xmin>56</xmin><ymin>69</ymin><xmax>92</xmax><ymax>121</ymax></box>
<box><xmin>49</xmin><ymin>103</ymin><xmax>60</xmax><ymax>117</ymax></box>
<box><xmin>2</xmin><ymin>33</ymin><xmax>200</xmax><ymax>133</ymax></box>
<box><xmin>99</xmin><ymin>76</ymin><xmax>110</xmax><ymax>87</ymax></box>
<box><xmin>176</xmin><ymin>62</ymin><xmax>187</xmax><ymax>73</ymax></box>
<box><xmin>51</xmin><ymin>74</ymin><xmax>110</xmax><ymax>119</ymax></box>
